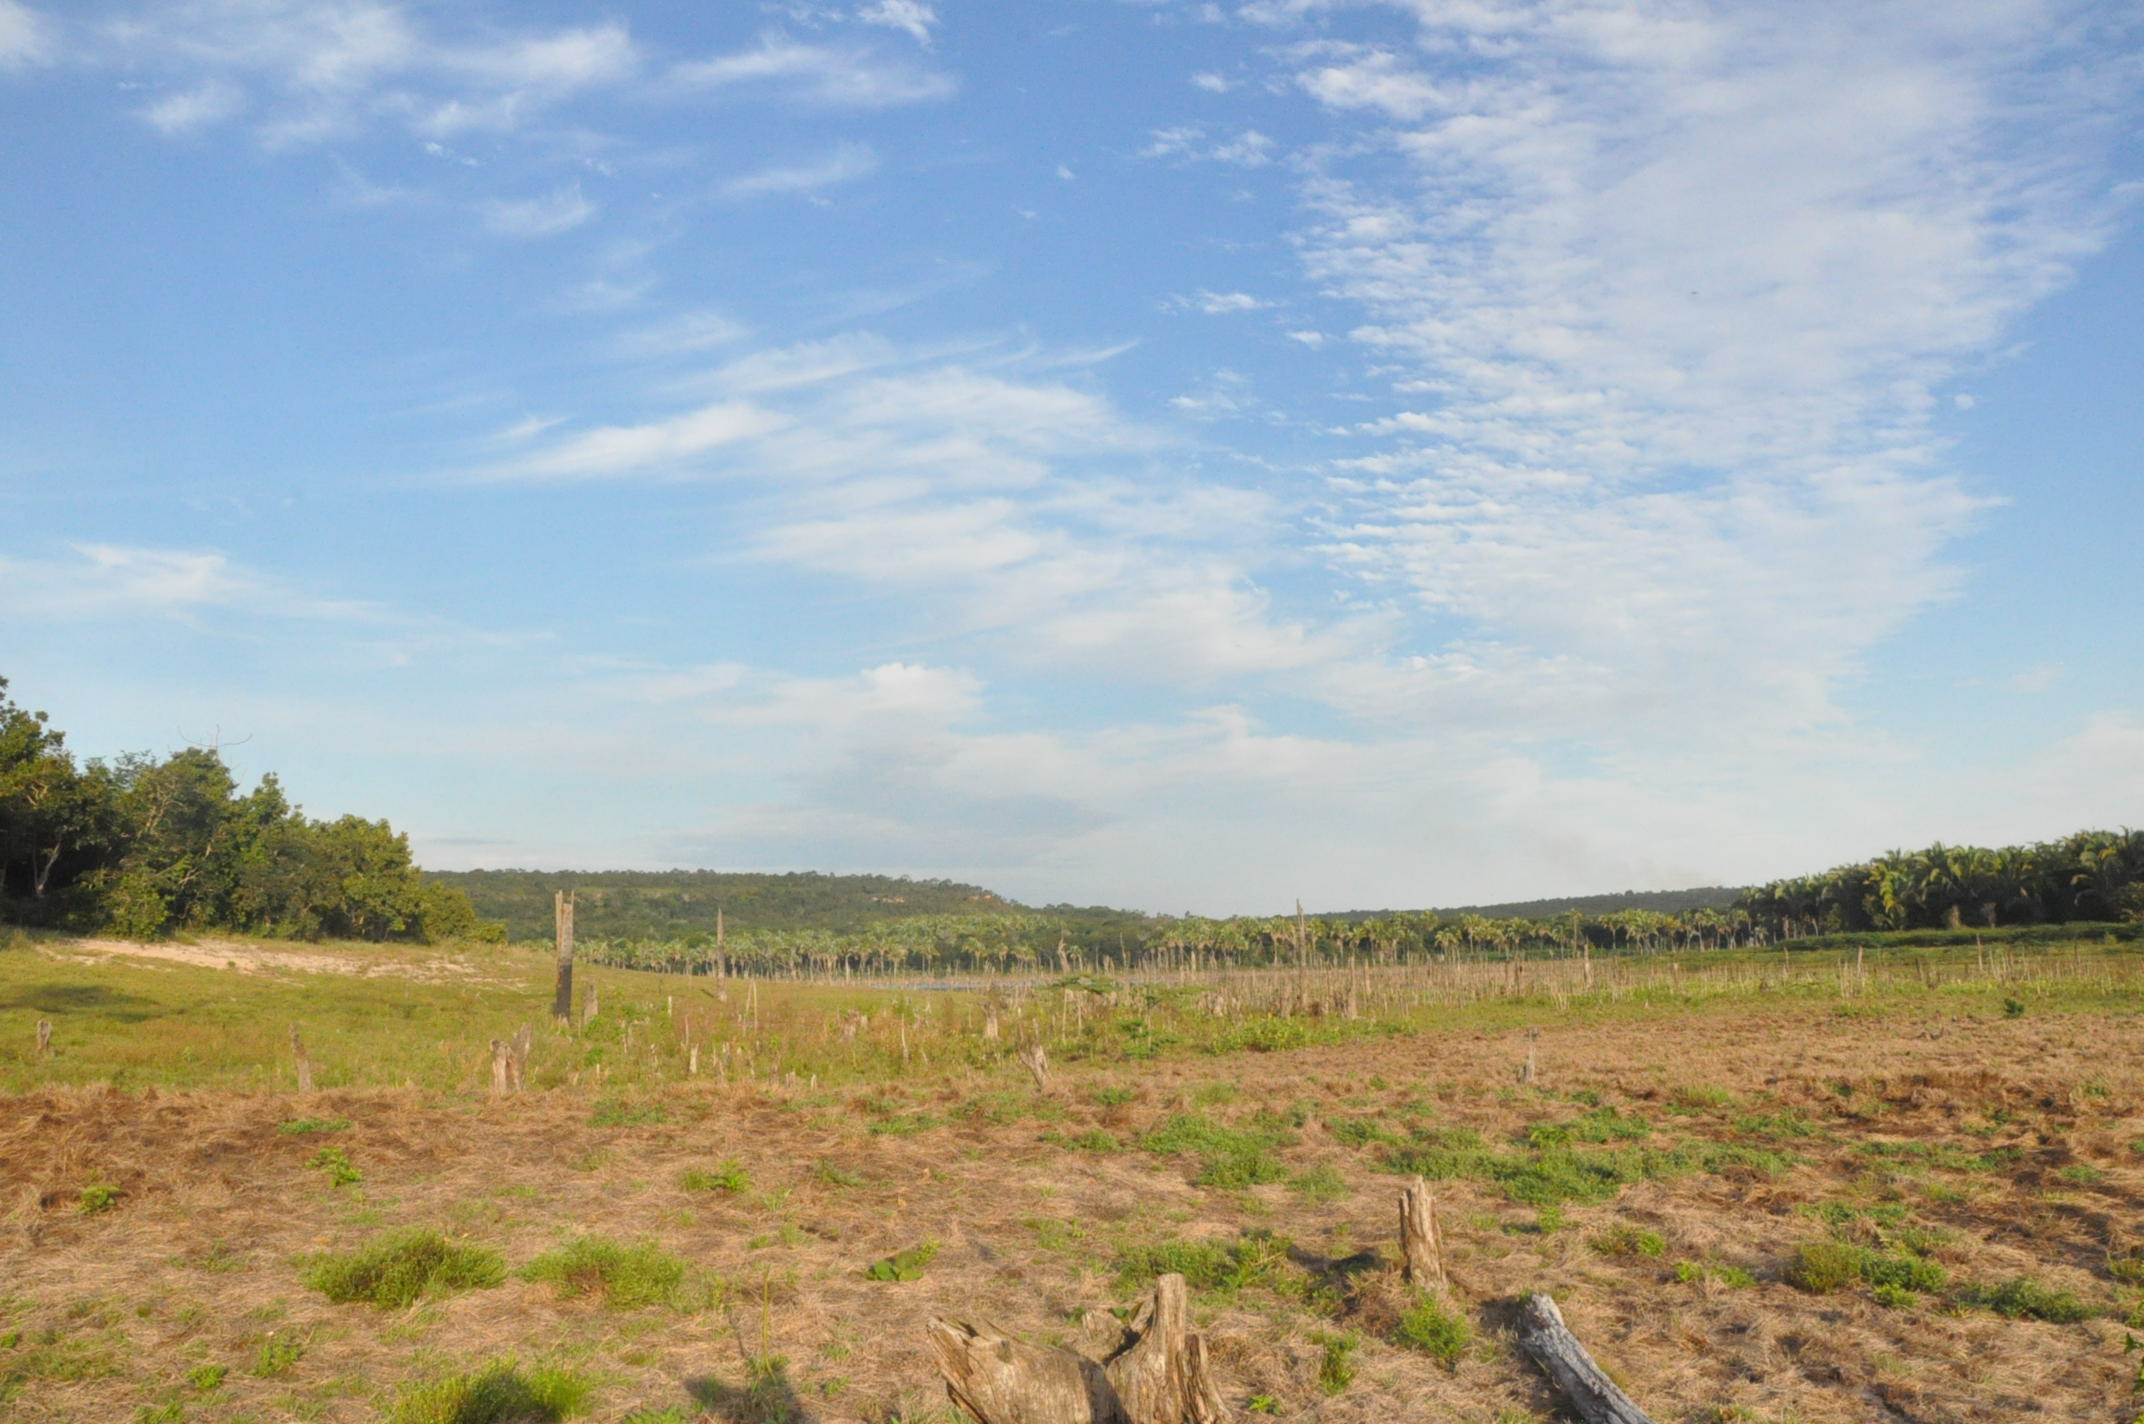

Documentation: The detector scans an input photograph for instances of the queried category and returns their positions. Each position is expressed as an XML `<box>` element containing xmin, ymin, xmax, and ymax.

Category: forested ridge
<box><xmin>0</xmin><ymin>678</ymin><xmax>491</xmax><ymax>943</ymax></box>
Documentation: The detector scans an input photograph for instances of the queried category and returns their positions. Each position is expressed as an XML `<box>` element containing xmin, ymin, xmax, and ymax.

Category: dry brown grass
<box><xmin>2</xmin><ymin>1003</ymin><xmax>2141</xmax><ymax>1423</ymax></box>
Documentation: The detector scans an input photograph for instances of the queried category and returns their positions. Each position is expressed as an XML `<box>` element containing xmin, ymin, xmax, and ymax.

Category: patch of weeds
<box><xmin>621</xmin><ymin>1409</ymin><xmax>692</xmax><ymax>1424</ymax></box>
<box><xmin>681</xmin><ymin>1162</ymin><xmax>751</xmax><ymax>1194</ymax></box>
<box><xmin>1246</xmin><ymin>1396</ymin><xmax>1278</xmax><ymax>1414</ymax></box>
<box><xmin>1733</xmin><ymin>1110</ymin><xmax>1821</xmax><ymax>1139</ymax></box>
<box><xmin>522</xmin><ymin>1236</ymin><xmax>708</xmax><ymax>1311</ymax></box>
<box><xmin>1856</xmin><ymin>1141</ymin><xmax>2021</xmax><ymax>1174</ymax></box>
<box><xmin>1871</xmin><ymin>1283</ymin><xmax>1919</xmax><ymax>1309</ymax></box>
<box><xmin>135</xmin><ymin>1400</ymin><xmax>184</xmax><ymax>1423</ymax></box>
<box><xmin>868</xmin><ymin>1112</ymin><xmax>946</xmax><ymax>1137</ymax></box>
<box><xmin>1328</xmin><ymin>1116</ymin><xmax>1401</xmax><ymax>1148</ymax></box>
<box><xmin>1312</xmin><ymin>1331</ymin><xmax>1358</xmax><ymax>1395</ymax></box>
<box><xmin>385</xmin><ymin>1359</ymin><xmax>593</xmax><ymax>1424</ymax></box>
<box><xmin>1673</xmin><ymin>1261</ymin><xmax>1755</xmax><ymax>1288</ymax></box>
<box><xmin>590</xmin><ymin>1097</ymin><xmax>670</xmax><ymax>1128</ymax></box>
<box><xmin>1209</xmin><ymin>1016</ymin><xmax>1315</xmax><ymax>1054</ymax></box>
<box><xmin>1696</xmin><ymin>1143</ymin><xmax>1799</xmax><ymax>1177</ymax></box>
<box><xmin>1114</xmin><ymin>1232</ymin><xmax>1304</xmax><ymax>1304</ymax></box>
<box><xmin>864</xmin><ymin>1243</ymin><xmax>940</xmax><ymax>1282</ymax></box>
<box><xmin>1395</xmin><ymin>1295</ymin><xmax>1472</xmax><ymax>1369</ymax></box>
<box><xmin>2003</xmin><ymin>997</ymin><xmax>2026</xmax><ymax>1018</ymax></box>
<box><xmin>1141</xmin><ymin>1112</ymin><xmax>1291</xmax><ymax>1188</ymax></box>
<box><xmin>815</xmin><ymin>1163</ymin><xmax>866</xmax><ymax>1189</ymax></box>
<box><xmin>77</xmin><ymin>1184</ymin><xmax>122</xmax><ymax>1215</ymax></box>
<box><xmin>277</xmin><ymin>1118</ymin><xmax>349</xmax><ymax>1136</ymax></box>
<box><xmin>179</xmin><ymin>1242</ymin><xmax>247</xmax><ymax>1274</ymax></box>
<box><xmin>1289</xmin><ymin>1165</ymin><xmax>1348</xmax><ymax>1203</ymax></box>
<box><xmin>1589</xmin><ymin>1224</ymin><xmax>1666</xmax><ymax>1258</ymax></box>
<box><xmin>1093</xmin><ymin>1087</ymin><xmax>1136</xmax><ymax>1108</ymax></box>
<box><xmin>1957</xmin><ymin>1276</ymin><xmax>2094</xmax><ymax>1323</ymax></box>
<box><xmin>308</xmin><ymin>1147</ymin><xmax>361</xmax><ymax>1188</ymax></box>
<box><xmin>1785</xmin><ymin>1241</ymin><xmax>1946</xmax><ymax>1298</ymax></box>
<box><xmin>1383</xmin><ymin>1135</ymin><xmax>1694</xmax><ymax>1207</ymax></box>
<box><xmin>1668</xmin><ymin>1086</ymin><xmax>1736</xmax><ymax>1114</ymax></box>
<box><xmin>1058</xmin><ymin>1129</ymin><xmax>1123</xmax><ymax>1153</ymax></box>
<box><xmin>251</xmin><ymin>1331</ymin><xmax>308</xmax><ymax>1378</ymax></box>
<box><xmin>304</xmin><ymin>1228</ymin><xmax>506</xmax><ymax>1309</ymax></box>
<box><xmin>188</xmin><ymin>1364</ymin><xmax>227</xmax><ymax>1391</ymax></box>
<box><xmin>1525</xmin><ymin>1106</ymin><xmax>1652</xmax><ymax>1147</ymax></box>
<box><xmin>2058</xmin><ymin>1164</ymin><xmax>2105</xmax><ymax>1185</ymax></box>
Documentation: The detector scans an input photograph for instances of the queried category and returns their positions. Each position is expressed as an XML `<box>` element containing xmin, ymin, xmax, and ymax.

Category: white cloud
<box><xmin>721</xmin><ymin>142</ymin><xmax>877</xmax><ymax>198</ymax></box>
<box><xmin>2005</xmin><ymin>661</ymin><xmax>2063</xmax><ymax>695</ymax></box>
<box><xmin>857</xmin><ymin>1</ymin><xmax>938</xmax><ymax>46</ymax></box>
<box><xmin>672</xmin><ymin>35</ymin><xmax>954</xmax><ymax>107</ymax></box>
<box><xmin>496</xmin><ymin>400</ymin><xmax>790</xmax><ymax>479</ymax></box>
<box><xmin>0</xmin><ymin>543</ymin><xmax>374</xmax><ymax>622</ymax></box>
<box><xmin>1169</xmin><ymin>289</ymin><xmax>1272</xmax><ymax>315</ymax></box>
<box><xmin>480</xmin><ymin>183</ymin><xmax>594</xmax><ymax>237</ymax></box>
<box><xmin>1191</xmin><ymin>71</ymin><xmax>1234</xmax><ymax>93</ymax></box>
<box><xmin>141</xmin><ymin>80</ymin><xmax>244</xmax><ymax>134</ymax></box>
<box><xmin>607</xmin><ymin>308</ymin><xmax>749</xmax><ymax>360</ymax></box>
<box><xmin>0</xmin><ymin>0</ymin><xmax>53</xmax><ymax>69</ymax></box>
<box><xmin>1139</xmin><ymin>124</ymin><xmax>1275</xmax><ymax>166</ymax></box>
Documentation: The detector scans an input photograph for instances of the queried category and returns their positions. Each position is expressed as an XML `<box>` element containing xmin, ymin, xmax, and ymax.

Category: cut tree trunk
<box><xmin>1398</xmin><ymin>1177</ymin><xmax>1445</xmax><ymax>1290</ymax></box>
<box><xmin>1018</xmin><ymin>1041</ymin><xmax>1051</xmax><ymax>1092</ymax></box>
<box><xmin>490</xmin><ymin>1039</ymin><xmax>510</xmax><ymax>1097</ymax></box>
<box><xmin>1515</xmin><ymin>1293</ymin><xmax>1656</xmax><ymax>1424</ymax></box>
<box><xmin>929</xmin><ymin>1273</ymin><xmax>1227</xmax><ymax>1424</ymax></box>
<box><xmin>552</xmin><ymin>890</ymin><xmax>575</xmax><ymax>1024</ymax></box>
<box><xmin>289</xmin><ymin>1025</ymin><xmax>314</xmax><ymax>1093</ymax></box>
<box><xmin>510</xmin><ymin>1025</ymin><xmax>531</xmax><ymax>1092</ymax></box>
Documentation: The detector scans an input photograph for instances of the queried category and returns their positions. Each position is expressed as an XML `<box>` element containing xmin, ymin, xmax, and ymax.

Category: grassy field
<box><xmin>2</xmin><ymin>931</ymin><xmax>2142</xmax><ymax>1423</ymax></box>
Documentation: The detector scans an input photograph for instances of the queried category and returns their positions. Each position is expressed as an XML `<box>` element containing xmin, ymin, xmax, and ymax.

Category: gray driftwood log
<box><xmin>928</xmin><ymin>1273</ymin><xmax>1226</xmax><ymax>1424</ymax></box>
<box><xmin>1516</xmin><ymin>1293</ymin><xmax>1656</xmax><ymax>1424</ymax></box>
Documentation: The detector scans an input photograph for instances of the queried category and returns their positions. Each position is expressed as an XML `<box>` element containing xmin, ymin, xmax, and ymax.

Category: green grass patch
<box><xmin>309</xmin><ymin>1146</ymin><xmax>361</xmax><ymax>1187</ymax></box>
<box><xmin>1394</xmin><ymin>1295</ymin><xmax>1471</xmax><ymax>1369</ymax></box>
<box><xmin>521</xmin><ymin>1236</ymin><xmax>708</xmax><ymax>1311</ymax></box>
<box><xmin>589</xmin><ymin>1097</ymin><xmax>670</xmax><ymax>1128</ymax></box>
<box><xmin>1114</xmin><ymin>1232</ymin><xmax>1306</xmax><ymax>1304</ymax></box>
<box><xmin>385</xmin><ymin>1359</ymin><xmax>593</xmax><ymax>1424</ymax></box>
<box><xmin>304</xmin><ymin>1228</ymin><xmax>506</xmax><ymax>1309</ymax></box>
<box><xmin>1956</xmin><ymin>1276</ymin><xmax>2094</xmax><ymax>1323</ymax></box>
<box><xmin>1588</xmin><ymin>1224</ymin><xmax>1666</xmax><ymax>1258</ymax></box>
<box><xmin>76</xmin><ymin>1184</ymin><xmax>121</xmax><ymax>1215</ymax></box>
<box><xmin>864</xmin><ymin>1242</ymin><xmax>940</xmax><ymax>1282</ymax></box>
<box><xmin>1141</xmin><ymin>1112</ymin><xmax>1292</xmax><ymax>1188</ymax></box>
<box><xmin>680</xmin><ymin>1162</ymin><xmax>750</xmax><ymax>1193</ymax></box>
<box><xmin>1312</xmin><ymin>1331</ymin><xmax>1357</xmax><ymax>1395</ymax></box>
<box><xmin>277</xmin><ymin>1118</ymin><xmax>350</xmax><ymax>1135</ymax></box>
<box><xmin>1785</xmin><ymin>1240</ymin><xmax>1946</xmax><ymax>1299</ymax></box>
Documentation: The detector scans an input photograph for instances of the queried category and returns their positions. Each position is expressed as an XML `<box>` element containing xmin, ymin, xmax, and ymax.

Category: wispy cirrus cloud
<box><xmin>0</xmin><ymin>0</ymin><xmax>53</xmax><ymax>68</ymax></box>
<box><xmin>670</xmin><ymin>34</ymin><xmax>954</xmax><ymax>107</ymax></box>
<box><xmin>720</xmin><ymin>142</ymin><xmax>878</xmax><ymax>199</ymax></box>
<box><xmin>481</xmin><ymin>183</ymin><xmax>595</xmax><ymax>238</ymax></box>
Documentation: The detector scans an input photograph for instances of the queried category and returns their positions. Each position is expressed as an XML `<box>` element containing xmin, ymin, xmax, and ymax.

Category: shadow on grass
<box><xmin>686</xmin><ymin>1357</ymin><xmax>812</xmax><ymax>1424</ymax></box>
<box><xmin>0</xmin><ymin>983</ymin><xmax>163</xmax><ymax>1022</ymax></box>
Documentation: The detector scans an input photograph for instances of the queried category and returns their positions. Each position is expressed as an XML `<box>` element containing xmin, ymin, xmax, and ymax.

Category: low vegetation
<box><xmin>303</xmin><ymin>1228</ymin><xmax>507</xmax><ymax>1309</ymax></box>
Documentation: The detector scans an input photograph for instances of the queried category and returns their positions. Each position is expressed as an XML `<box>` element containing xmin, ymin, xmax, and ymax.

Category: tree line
<box><xmin>0</xmin><ymin>678</ymin><xmax>494</xmax><ymax>943</ymax></box>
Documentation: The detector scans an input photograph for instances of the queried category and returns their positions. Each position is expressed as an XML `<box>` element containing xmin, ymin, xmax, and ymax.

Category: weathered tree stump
<box><xmin>510</xmin><ymin>1025</ymin><xmax>531</xmax><ymax>1092</ymax></box>
<box><xmin>1399</xmin><ymin>1177</ymin><xmax>1445</xmax><ymax>1290</ymax></box>
<box><xmin>289</xmin><ymin>1025</ymin><xmax>314</xmax><ymax>1093</ymax></box>
<box><xmin>552</xmin><ymin>890</ymin><xmax>575</xmax><ymax>1024</ymax></box>
<box><xmin>1017</xmin><ymin>1041</ymin><xmax>1051</xmax><ymax>1092</ymax></box>
<box><xmin>1519</xmin><ymin>1026</ymin><xmax>1540</xmax><ymax>1086</ymax></box>
<box><xmin>1516</xmin><ymin>1293</ymin><xmax>1656</xmax><ymax>1424</ymax></box>
<box><xmin>490</xmin><ymin>1039</ymin><xmax>511</xmax><ymax>1097</ymax></box>
<box><xmin>929</xmin><ymin>1273</ymin><xmax>1227</xmax><ymax>1424</ymax></box>
<box><xmin>36</xmin><ymin>1019</ymin><xmax>52</xmax><ymax>1058</ymax></box>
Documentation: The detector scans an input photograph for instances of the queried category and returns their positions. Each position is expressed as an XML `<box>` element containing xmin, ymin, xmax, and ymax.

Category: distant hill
<box><xmin>424</xmin><ymin>869</ymin><xmax>1020</xmax><ymax>943</ymax></box>
<box><xmin>1326</xmin><ymin>886</ymin><xmax>1744</xmax><ymax>922</ymax></box>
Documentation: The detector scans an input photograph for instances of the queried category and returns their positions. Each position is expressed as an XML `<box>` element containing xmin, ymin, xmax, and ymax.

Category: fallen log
<box><xmin>1515</xmin><ymin>1293</ymin><xmax>1655</xmax><ymax>1424</ymax></box>
<box><xmin>929</xmin><ymin>1273</ymin><xmax>1228</xmax><ymax>1424</ymax></box>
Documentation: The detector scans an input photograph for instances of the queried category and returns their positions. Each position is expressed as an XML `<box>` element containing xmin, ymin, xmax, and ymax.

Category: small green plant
<box><xmin>1246</xmin><ymin>1396</ymin><xmax>1278</xmax><ymax>1414</ymax></box>
<box><xmin>1589</xmin><ymin>1224</ymin><xmax>1666</xmax><ymax>1258</ymax></box>
<box><xmin>1871</xmin><ymin>1283</ymin><xmax>1919</xmax><ymax>1309</ymax></box>
<box><xmin>187</xmin><ymin>1364</ymin><xmax>227</xmax><ymax>1391</ymax></box>
<box><xmin>590</xmin><ymin>1097</ymin><xmax>670</xmax><ymax>1128</ymax></box>
<box><xmin>1395</xmin><ymin>1295</ymin><xmax>1472</xmax><ymax>1369</ymax></box>
<box><xmin>681</xmin><ymin>1162</ymin><xmax>751</xmax><ymax>1193</ymax></box>
<box><xmin>1094</xmin><ymin>1087</ymin><xmax>1137</xmax><ymax>1108</ymax></box>
<box><xmin>1958</xmin><ymin>1275</ymin><xmax>2093</xmax><ymax>1323</ymax></box>
<box><xmin>308</xmin><ymin>1147</ymin><xmax>361</xmax><ymax>1188</ymax></box>
<box><xmin>815</xmin><ymin>1163</ymin><xmax>866</xmax><ymax>1188</ymax></box>
<box><xmin>521</xmin><ymin>1236</ymin><xmax>699</xmax><ymax>1310</ymax></box>
<box><xmin>1312</xmin><ymin>1330</ymin><xmax>1358</xmax><ymax>1395</ymax></box>
<box><xmin>385</xmin><ymin>1359</ymin><xmax>593</xmax><ymax>1424</ymax></box>
<box><xmin>1141</xmin><ymin>1113</ymin><xmax>1291</xmax><ymax>1188</ymax></box>
<box><xmin>304</xmin><ymin>1228</ymin><xmax>507</xmax><ymax>1309</ymax></box>
<box><xmin>2003</xmin><ymin>998</ymin><xmax>2026</xmax><ymax>1018</ymax></box>
<box><xmin>1784</xmin><ymin>1241</ymin><xmax>1861</xmax><ymax>1294</ymax></box>
<box><xmin>2058</xmin><ymin>1164</ymin><xmax>2104</xmax><ymax>1185</ymax></box>
<box><xmin>277</xmin><ymin>1118</ymin><xmax>349</xmax><ymax>1135</ymax></box>
<box><xmin>251</xmin><ymin>1331</ymin><xmax>307</xmax><ymax>1378</ymax></box>
<box><xmin>1062</xmin><ymin>1130</ymin><xmax>1123</xmax><ymax>1153</ymax></box>
<box><xmin>76</xmin><ymin>1184</ymin><xmax>122</xmax><ymax>1215</ymax></box>
<box><xmin>865</xmin><ymin>1242</ymin><xmax>940</xmax><ymax>1282</ymax></box>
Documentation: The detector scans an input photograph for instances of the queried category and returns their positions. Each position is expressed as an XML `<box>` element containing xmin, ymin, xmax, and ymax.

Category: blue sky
<box><xmin>2</xmin><ymin>0</ymin><xmax>2140</xmax><ymax>914</ymax></box>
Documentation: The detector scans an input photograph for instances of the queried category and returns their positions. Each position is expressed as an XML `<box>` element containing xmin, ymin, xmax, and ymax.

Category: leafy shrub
<box><xmin>251</xmin><ymin>1332</ymin><xmax>307</xmax><ymax>1378</ymax></box>
<box><xmin>521</xmin><ymin>1236</ymin><xmax>695</xmax><ymax>1310</ymax></box>
<box><xmin>76</xmin><ymin>1184</ymin><xmax>121</xmax><ymax>1215</ymax></box>
<box><xmin>1328</xmin><ymin>1116</ymin><xmax>1400</xmax><ymax>1148</ymax></box>
<box><xmin>1785</xmin><ymin>1241</ymin><xmax>1861</xmax><ymax>1294</ymax></box>
<box><xmin>187</xmin><ymin>1365</ymin><xmax>226</xmax><ymax>1391</ymax></box>
<box><xmin>681</xmin><ymin>1162</ymin><xmax>750</xmax><ymax>1193</ymax></box>
<box><xmin>309</xmin><ymin>1147</ymin><xmax>361</xmax><ymax>1187</ymax></box>
<box><xmin>304</xmin><ymin>1228</ymin><xmax>506</xmax><ymax>1309</ymax></box>
<box><xmin>386</xmin><ymin>1360</ymin><xmax>593</xmax><ymax>1424</ymax></box>
<box><xmin>863</xmin><ymin>1243</ymin><xmax>940</xmax><ymax>1282</ymax></box>
<box><xmin>1395</xmin><ymin>1296</ymin><xmax>1472</xmax><ymax>1368</ymax></box>
<box><xmin>1958</xmin><ymin>1276</ymin><xmax>2093</xmax><ymax>1323</ymax></box>
<box><xmin>1589</xmin><ymin>1224</ymin><xmax>1666</xmax><ymax>1258</ymax></box>
<box><xmin>1312</xmin><ymin>1331</ymin><xmax>1357</xmax><ymax>1395</ymax></box>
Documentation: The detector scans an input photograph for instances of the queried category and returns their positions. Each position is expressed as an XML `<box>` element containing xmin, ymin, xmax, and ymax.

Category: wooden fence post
<box><xmin>36</xmin><ymin>1020</ymin><xmax>52</xmax><ymax>1059</ymax></box>
<box><xmin>510</xmin><ymin>1024</ymin><xmax>531</xmax><ymax>1092</ymax></box>
<box><xmin>290</xmin><ymin>1025</ymin><xmax>314</xmax><ymax>1093</ymax></box>
<box><xmin>1519</xmin><ymin>1026</ymin><xmax>1540</xmax><ymax>1086</ymax></box>
<box><xmin>490</xmin><ymin>1039</ymin><xmax>510</xmax><ymax>1097</ymax></box>
<box><xmin>552</xmin><ymin>889</ymin><xmax>576</xmax><ymax>1025</ymax></box>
